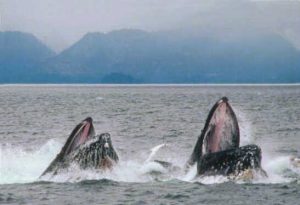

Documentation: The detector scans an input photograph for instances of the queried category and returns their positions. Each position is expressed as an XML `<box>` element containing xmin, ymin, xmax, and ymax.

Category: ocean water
<box><xmin>0</xmin><ymin>85</ymin><xmax>299</xmax><ymax>204</ymax></box>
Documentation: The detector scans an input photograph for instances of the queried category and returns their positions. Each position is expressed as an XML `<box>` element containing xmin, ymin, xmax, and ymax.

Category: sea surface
<box><xmin>0</xmin><ymin>85</ymin><xmax>299</xmax><ymax>205</ymax></box>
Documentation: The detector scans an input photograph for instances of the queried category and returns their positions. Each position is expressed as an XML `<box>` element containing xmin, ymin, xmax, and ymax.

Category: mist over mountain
<box><xmin>0</xmin><ymin>31</ymin><xmax>55</xmax><ymax>83</ymax></box>
<box><xmin>1</xmin><ymin>30</ymin><xmax>300</xmax><ymax>83</ymax></box>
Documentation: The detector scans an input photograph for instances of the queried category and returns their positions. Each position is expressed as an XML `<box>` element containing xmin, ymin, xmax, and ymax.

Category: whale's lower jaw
<box><xmin>197</xmin><ymin>144</ymin><xmax>263</xmax><ymax>176</ymax></box>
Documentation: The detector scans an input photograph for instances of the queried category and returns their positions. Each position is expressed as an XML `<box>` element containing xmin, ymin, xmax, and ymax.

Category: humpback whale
<box><xmin>41</xmin><ymin>117</ymin><xmax>118</xmax><ymax>177</ymax></box>
<box><xmin>187</xmin><ymin>97</ymin><xmax>266</xmax><ymax>177</ymax></box>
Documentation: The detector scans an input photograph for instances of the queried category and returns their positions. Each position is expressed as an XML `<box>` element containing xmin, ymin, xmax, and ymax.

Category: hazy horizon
<box><xmin>1</xmin><ymin>0</ymin><xmax>300</xmax><ymax>52</ymax></box>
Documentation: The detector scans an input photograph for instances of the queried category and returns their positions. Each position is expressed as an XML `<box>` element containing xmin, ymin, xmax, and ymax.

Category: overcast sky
<box><xmin>1</xmin><ymin>0</ymin><xmax>300</xmax><ymax>52</ymax></box>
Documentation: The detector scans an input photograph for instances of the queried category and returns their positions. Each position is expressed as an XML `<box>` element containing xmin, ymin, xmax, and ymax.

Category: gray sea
<box><xmin>0</xmin><ymin>85</ymin><xmax>299</xmax><ymax>205</ymax></box>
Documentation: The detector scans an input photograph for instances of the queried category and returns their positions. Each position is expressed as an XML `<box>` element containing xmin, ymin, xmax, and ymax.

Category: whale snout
<box><xmin>100</xmin><ymin>133</ymin><xmax>111</xmax><ymax>145</ymax></box>
<box><xmin>99</xmin><ymin>133</ymin><xmax>115</xmax><ymax>155</ymax></box>
<box><xmin>84</xmin><ymin>117</ymin><xmax>93</xmax><ymax>123</ymax></box>
<box><xmin>219</xmin><ymin>96</ymin><xmax>228</xmax><ymax>104</ymax></box>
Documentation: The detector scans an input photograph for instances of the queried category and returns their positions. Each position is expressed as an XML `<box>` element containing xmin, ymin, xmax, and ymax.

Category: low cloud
<box><xmin>1</xmin><ymin>0</ymin><xmax>300</xmax><ymax>51</ymax></box>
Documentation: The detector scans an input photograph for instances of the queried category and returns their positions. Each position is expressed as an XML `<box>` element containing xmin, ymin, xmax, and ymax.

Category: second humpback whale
<box><xmin>186</xmin><ymin>97</ymin><xmax>266</xmax><ymax>177</ymax></box>
<box><xmin>41</xmin><ymin>117</ymin><xmax>119</xmax><ymax>177</ymax></box>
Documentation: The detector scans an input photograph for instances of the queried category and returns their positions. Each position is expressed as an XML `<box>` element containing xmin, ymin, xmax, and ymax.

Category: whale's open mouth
<box><xmin>202</xmin><ymin>97</ymin><xmax>240</xmax><ymax>155</ymax></box>
<box><xmin>62</xmin><ymin>117</ymin><xmax>95</xmax><ymax>156</ymax></box>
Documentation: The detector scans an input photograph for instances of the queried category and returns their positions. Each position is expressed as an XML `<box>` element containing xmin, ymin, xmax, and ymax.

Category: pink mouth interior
<box><xmin>203</xmin><ymin>101</ymin><xmax>238</xmax><ymax>155</ymax></box>
<box><xmin>207</xmin><ymin>103</ymin><xmax>226</xmax><ymax>153</ymax></box>
<box><xmin>78</xmin><ymin>122</ymin><xmax>91</xmax><ymax>145</ymax></box>
<box><xmin>66</xmin><ymin>121</ymin><xmax>92</xmax><ymax>154</ymax></box>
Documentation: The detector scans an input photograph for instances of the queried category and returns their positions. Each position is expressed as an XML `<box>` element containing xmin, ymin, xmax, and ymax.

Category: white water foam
<box><xmin>0</xmin><ymin>140</ymin><xmax>61</xmax><ymax>184</ymax></box>
<box><xmin>0</xmin><ymin>140</ymin><xmax>171</xmax><ymax>184</ymax></box>
<box><xmin>1</xmin><ymin>140</ymin><xmax>299</xmax><ymax>185</ymax></box>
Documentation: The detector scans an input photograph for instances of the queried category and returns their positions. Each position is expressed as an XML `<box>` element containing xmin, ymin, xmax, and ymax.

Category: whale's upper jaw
<box><xmin>62</xmin><ymin>117</ymin><xmax>95</xmax><ymax>156</ymax></box>
<box><xmin>201</xmin><ymin>97</ymin><xmax>240</xmax><ymax>155</ymax></box>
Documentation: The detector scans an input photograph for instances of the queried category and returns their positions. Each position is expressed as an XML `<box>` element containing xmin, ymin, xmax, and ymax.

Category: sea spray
<box><xmin>235</xmin><ymin>107</ymin><xmax>253</xmax><ymax>145</ymax></box>
<box><xmin>145</xmin><ymin>143</ymin><xmax>167</xmax><ymax>163</ymax></box>
<box><xmin>0</xmin><ymin>139</ymin><xmax>62</xmax><ymax>184</ymax></box>
<box><xmin>41</xmin><ymin>143</ymin><xmax>170</xmax><ymax>183</ymax></box>
<box><xmin>1</xmin><ymin>140</ymin><xmax>299</xmax><ymax>184</ymax></box>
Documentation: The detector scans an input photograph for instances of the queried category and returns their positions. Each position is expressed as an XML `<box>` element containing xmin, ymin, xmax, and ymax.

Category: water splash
<box><xmin>144</xmin><ymin>143</ymin><xmax>166</xmax><ymax>163</ymax></box>
<box><xmin>0</xmin><ymin>139</ymin><xmax>61</xmax><ymax>184</ymax></box>
<box><xmin>258</xmin><ymin>155</ymin><xmax>300</xmax><ymax>184</ymax></box>
<box><xmin>1</xmin><ymin>140</ymin><xmax>299</xmax><ymax>185</ymax></box>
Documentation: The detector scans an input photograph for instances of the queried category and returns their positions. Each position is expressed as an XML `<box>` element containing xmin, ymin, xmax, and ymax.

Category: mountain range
<box><xmin>1</xmin><ymin>30</ymin><xmax>299</xmax><ymax>83</ymax></box>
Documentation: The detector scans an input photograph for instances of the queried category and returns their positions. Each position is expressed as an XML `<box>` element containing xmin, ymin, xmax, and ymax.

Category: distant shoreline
<box><xmin>1</xmin><ymin>83</ymin><xmax>300</xmax><ymax>87</ymax></box>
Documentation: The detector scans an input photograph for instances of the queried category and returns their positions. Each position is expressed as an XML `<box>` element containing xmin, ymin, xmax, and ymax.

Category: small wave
<box><xmin>78</xmin><ymin>178</ymin><xmax>119</xmax><ymax>186</ymax></box>
<box><xmin>96</xmin><ymin>96</ymin><xmax>104</xmax><ymax>100</ymax></box>
<box><xmin>276</xmin><ymin>127</ymin><xmax>300</xmax><ymax>132</ymax></box>
<box><xmin>164</xmin><ymin>193</ymin><xmax>190</xmax><ymax>200</ymax></box>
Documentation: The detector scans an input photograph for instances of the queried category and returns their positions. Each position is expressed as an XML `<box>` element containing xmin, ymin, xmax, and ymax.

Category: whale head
<box><xmin>187</xmin><ymin>97</ymin><xmax>240</xmax><ymax>167</ymax></box>
<box><xmin>40</xmin><ymin>118</ymin><xmax>119</xmax><ymax>176</ymax></box>
<box><xmin>201</xmin><ymin>97</ymin><xmax>240</xmax><ymax>155</ymax></box>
